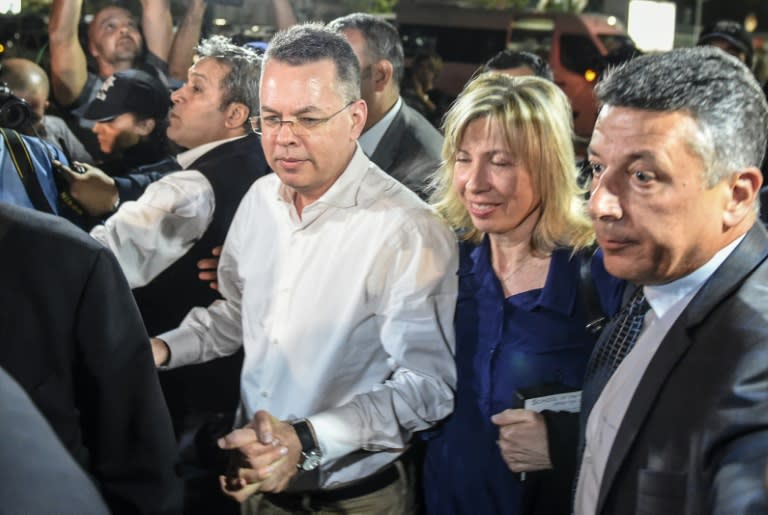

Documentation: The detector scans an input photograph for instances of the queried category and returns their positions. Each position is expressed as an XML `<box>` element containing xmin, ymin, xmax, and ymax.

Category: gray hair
<box><xmin>263</xmin><ymin>23</ymin><xmax>360</xmax><ymax>103</ymax></box>
<box><xmin>327</xmin><ymin>13</ymin><xmax>405</xmax><ymax>87</ymax></box>
<box><xmin>595</xmin><ymin>46</ymin><xmax>768</xmax><ymax>186</ymax></box>
<box><xmin>195</xmin><ymin>35</ymin><xmax>262</xmax><ymax>117</ymax></box>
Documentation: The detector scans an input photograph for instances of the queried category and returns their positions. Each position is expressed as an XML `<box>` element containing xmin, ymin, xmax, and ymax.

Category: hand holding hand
<box><xmin>217</xmin><ymin>410</ymin><xmax>302</xmax><ymax>500</ymax></box>
<box><xmin>491</xmin><ymin>409</ymin><xmax>552</xmax><ymax>473</ymax></box>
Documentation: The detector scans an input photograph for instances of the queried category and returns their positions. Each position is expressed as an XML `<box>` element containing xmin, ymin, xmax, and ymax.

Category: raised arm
<box><xmin>48</xmin><ymin>0</ymin><xmax>88</xmax><ymax>106</ymax></box>
<box><xmin>140</xmin><ymin>0</ymin><xmax>173</xmax><ymax>62</ymax></box>
<box><xmin>272</xmin><ymin>0</ymin><xmax>297</xmax><ymax>29</ymax></box>
<box><xmin>168</xmin><ymin>0</ymin><xmax>207</xmax><ymax>81</ymax></box>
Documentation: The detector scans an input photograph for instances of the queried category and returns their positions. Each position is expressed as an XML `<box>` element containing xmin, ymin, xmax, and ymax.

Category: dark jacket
<box><xmin>370</xmin><ymin>101</ymin><xmax>443</xmax><ymax>199</ymax></box>
<box><xmin>590</xmin><ymin>223</ymin><xmax>768</xmax><ymax>514</ymax></box>
<box><xmin>0</xmin><ymin>366</ymin><xmax>110</xmax><ymax>515</ymax></box>
<box><xmin>0</xmin><ymin>203</ymin><xmax>182</xmax><ymax>515</ymax></box>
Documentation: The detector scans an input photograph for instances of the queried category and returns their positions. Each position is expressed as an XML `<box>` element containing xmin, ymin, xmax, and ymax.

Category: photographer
<box><xmin>0</xmin><ymin>82</ymin><xmax>66</xmax><ymax>214</ymax></box>
<box><xmin>0</xmin><ymin>57</ymin><xmax>92</xmax><ymax>163</ymax></box>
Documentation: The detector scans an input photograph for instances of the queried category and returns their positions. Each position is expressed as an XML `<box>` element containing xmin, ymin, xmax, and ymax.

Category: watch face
<box><xmin>301</xmin><ymin>450</ymin><xmax>322</xmax><ymax>471</ymax></box>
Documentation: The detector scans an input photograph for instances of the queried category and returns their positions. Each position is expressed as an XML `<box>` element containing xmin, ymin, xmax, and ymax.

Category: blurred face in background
<box><xmin>341</xmin><ymin>29</ymin><xmax>376</xmax><ymax>108</ymax></box>
<box><xmin>14</xmin><ymin>86</ymin><xmax>48</xmax><ymax>128</ymax></box>
<box><xmin>88</xmin><ymin>7</ymin><xmax>142</xmax><ymax>67</ymax></box>
<box><xmin>92</xmin><ymin>113</ymin><xmax>154</xmax><ymax>154</ymax></box>
<box><xmin>705</xmin><ymin>38</ymin><xmax>748</xmax><ymax>64</ymax></box>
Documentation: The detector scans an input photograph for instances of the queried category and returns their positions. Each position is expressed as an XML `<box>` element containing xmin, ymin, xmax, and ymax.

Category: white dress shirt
<box><xmin>160</xmin><ymin>145</ymin><xmax>458</xmax><ymax>488</ymax></box>
<box><xmin>90</xmin><ymin>136</ymin><xmax>244</xmax><ymax>288</ymax></box>
<box><xmin>358</xmin><ymin>97</ymin><xmax>402</xmax><ymax>157</ymax></box>
<box><xmin>575</xmin><ymin>236</ymin><xmax>744</xmax><ymax>514</ymax></box>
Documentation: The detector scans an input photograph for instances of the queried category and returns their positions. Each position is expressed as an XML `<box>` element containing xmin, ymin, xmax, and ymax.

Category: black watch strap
<box><xmin>292</xmin><ymin>419</ymin><xmax>317</xmax><ymax>453</ymax></box>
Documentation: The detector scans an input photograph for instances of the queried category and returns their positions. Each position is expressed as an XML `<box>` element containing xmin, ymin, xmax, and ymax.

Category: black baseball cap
<box><xmin>697</xmin><ymin>20</ymin><xmax>754</xmax><ymax>68</ymax></box>
<box><xmin>83</xmin><ymin>69</ymin><xmax>170</xmax><ymax>122</ymax></box>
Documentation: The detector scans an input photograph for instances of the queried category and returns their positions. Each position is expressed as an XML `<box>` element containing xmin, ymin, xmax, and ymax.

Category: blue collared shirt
<box><xmin>0</xmin><ymin>132</ymin><xmax>64</xmax><ymax>214</ymax></box>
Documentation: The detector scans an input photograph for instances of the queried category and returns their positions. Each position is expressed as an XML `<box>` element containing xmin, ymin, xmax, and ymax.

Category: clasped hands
<box><xmin>217</xmin><ymin>410</ymin><xmax>303</xmax><ymax>503</ymax></box>
<box><xmin>491</xmin><ymin>409</ymin><xmax>552</xmax><ymax>473</ymax></box>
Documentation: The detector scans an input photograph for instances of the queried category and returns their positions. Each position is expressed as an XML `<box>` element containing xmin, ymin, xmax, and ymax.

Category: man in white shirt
<box><xmin>327</xmin><ymin>13</ymin><xmax>443</xmax><ymax>199</ymax></box>
<box><xmin>575</xmin><ymin>47</ymin><xmax>768</xmax><ymax>514</ymax></box>
<box><xmin>151</xmin><ymin>23</ymin><xmax>458</xmax><ymax>513</ymax></box>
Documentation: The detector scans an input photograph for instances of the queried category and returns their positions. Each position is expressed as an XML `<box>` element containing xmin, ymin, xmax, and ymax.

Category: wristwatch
<box><xmin>292</xmin><ymin>419</ymin><xmax>322</xmax><ymax>471</ymax></box>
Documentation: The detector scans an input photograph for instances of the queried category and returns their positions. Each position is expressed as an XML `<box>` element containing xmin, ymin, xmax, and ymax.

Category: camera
<box><xmin>0</xmin><ymin>82</ymin><xmax>33</xmax><ymax>131</ymax></box>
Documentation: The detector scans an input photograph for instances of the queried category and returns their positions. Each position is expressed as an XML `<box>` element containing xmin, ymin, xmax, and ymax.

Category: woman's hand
<box><xmin>491</xmin><ymin>409</ymin><xmax>552</xmax><ymax>473</ymax></box>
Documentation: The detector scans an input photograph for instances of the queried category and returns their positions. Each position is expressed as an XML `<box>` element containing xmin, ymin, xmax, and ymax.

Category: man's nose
<box><xmin>588</xmin><ymin>172</ymin><xmax>623</xmax><ymax>221</ymax></box>
<box><xmin>274</xmin><ymin>121</ymin><xmax>299</xmax><ymax>144</ymax></box>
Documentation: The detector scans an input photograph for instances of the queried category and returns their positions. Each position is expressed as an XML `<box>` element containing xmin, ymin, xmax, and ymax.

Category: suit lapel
<box><xmin>370</xmin><ymin>103</ymin><xmax>405</xmax><ymax>174</ymax></box>
<box><xmin>597</xmin><ymin>224</ymin><xmax>768</xmax><ymax>513</ymax></box>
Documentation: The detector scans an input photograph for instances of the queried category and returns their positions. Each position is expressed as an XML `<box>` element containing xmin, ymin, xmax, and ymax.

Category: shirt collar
<box><xmin>277</xmin><ymin>144</ymin><xmax>370</xmax><ymax>213</ymax></box>
<box><xmin>644</xmin><ymin>235</ymin><xmax>744</xmax><ymax>319</ymax></box>
<box><xmin>469</xmin><ymin>236</ymin><xmax>577</xmax><ymax>315</ymax></box>
<box><xmin>358</xmin><ymin>97</ymin><xmax>402</xmax><ymax>157</ymax></box>
<box><xmin>176</xmin><ymin>135</ymin><xmax>246</xmax><ymax>169</ymax></box>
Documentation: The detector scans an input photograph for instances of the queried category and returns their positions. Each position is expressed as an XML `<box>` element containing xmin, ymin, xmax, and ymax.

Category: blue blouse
<box><xmin>422</xmin><ymin>237</ymin><xmax>625</xmax><ymax>515</ymax></box>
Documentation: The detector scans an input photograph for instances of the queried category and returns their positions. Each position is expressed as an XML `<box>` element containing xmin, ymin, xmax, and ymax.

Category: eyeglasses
<box><xmin>253</xmin><ymin>101</ymin><xmax>354</xmax><ymax>136</ymax></box>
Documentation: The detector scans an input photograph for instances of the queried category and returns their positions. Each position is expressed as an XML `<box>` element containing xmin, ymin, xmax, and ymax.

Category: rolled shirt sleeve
<box><xmin>90</xmin><ymin>170</ymin><xmax>215</xmax><ymax>288</ymax></box>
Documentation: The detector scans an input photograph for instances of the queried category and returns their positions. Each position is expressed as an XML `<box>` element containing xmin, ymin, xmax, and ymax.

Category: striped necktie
<box><xmin>581</xmin><ymin>287</ymin><xmax>650</xmax><ymax>419</ymax></box>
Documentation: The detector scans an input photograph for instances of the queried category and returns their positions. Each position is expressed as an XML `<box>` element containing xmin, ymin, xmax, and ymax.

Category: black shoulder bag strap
<box><xmin>579</xmin><ymin>244</ymin><xmax>608</xmax><ymax>335</ymax></box>
<box><xmin>1</xmin><ymin>128</ymin><xmax>56</xmax><ymax>214</ymax></box>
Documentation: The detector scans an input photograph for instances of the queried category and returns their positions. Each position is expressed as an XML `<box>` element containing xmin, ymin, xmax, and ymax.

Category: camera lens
<box><xmin>0</xmin><ymin>101</ymin><xmax>30</xmax><ymax>130</ymax></box>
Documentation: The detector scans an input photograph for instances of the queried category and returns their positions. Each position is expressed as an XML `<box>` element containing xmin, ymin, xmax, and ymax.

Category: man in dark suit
<box><xmin>328</xmin><ymin>13</ymin><xmax>443</xmax><ymax>199</ymax></box>
<box><xmin>0</xmin><ymin>202</ymin><xmax>181</xmax><ymax>514</ymax></box>
<box><xmin>575</xmin><ymin>47</ymin><xmax>768</xmax><ymax>514</ymax></box>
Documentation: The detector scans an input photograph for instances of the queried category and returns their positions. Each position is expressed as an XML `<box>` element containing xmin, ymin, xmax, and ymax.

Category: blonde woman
<box><xmin>422</xmin><ymin>73</ymin><xmax>624</xmax><ymax>515</ymax></box>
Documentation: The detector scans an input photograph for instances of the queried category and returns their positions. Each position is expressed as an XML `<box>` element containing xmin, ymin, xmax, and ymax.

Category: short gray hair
<box><xmin>595</xmin><ymin>46</ymin><xmax>768</xmax><ymax>186</ymax></box>
<box><xmin>263</xmin><ymin>23</ymin><xmax>360</xmax><ymax>103</ymax></box>
<box><xmin>195</xmin><ymin>35</ymin><xmax>262</xmax><ymax>117</ymax></box>
<box><xmin>327</xmin><ymin>13</ymin><xmax>405</xmax><ymax>87</ymax></box>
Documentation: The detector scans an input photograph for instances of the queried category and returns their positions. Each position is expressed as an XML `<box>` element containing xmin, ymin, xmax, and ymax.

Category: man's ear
<box><xmin>349</xmin><ymin>98</ymin><xmax>368</xmax><ymax>141</ymax></box>
<box><xmin>372</xmin><ymin>59</ymin><xmax>393</xmax><ymax>93</ymax></box>
<box><xmin>224</xmin><ymin>102</ymin><xmax>250</xmax><ymax>129</ymax></box>
<box><xmin>88</xmin><ymin>40</ymin><xmax>99</xmax><ymax>59</ymax></box>
<box><xmin>723</xmin><ymin>167</ymin><xmax>762</xmax><ymax>227</ymax></box>
<box><xmin>135</xmin><ymin>117</ymin><xmax>156</xmax><ymax>136</ymax></box>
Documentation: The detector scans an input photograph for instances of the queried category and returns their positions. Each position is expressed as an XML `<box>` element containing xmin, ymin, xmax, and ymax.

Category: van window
<box><xmin>506</xmin><ymin>17</ymin><xmax>555</xmax><ymax>62</ymax></box>
<box><xmin>559</xmin><ymin>34</ymin><xmax>601</xmax><ymax>74</ymax></box>
<box><xmin>400</xmin><ymin>24</ymin><xmax>506</xmax><ymax>63</ymax></box>
<box><xmin>597</xmin><ymin>34</ymin><xmax>635</xmax><ymax>53</ymax></box>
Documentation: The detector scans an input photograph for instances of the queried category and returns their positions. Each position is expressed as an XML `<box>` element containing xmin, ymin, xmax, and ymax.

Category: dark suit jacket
<box><xmin>595</xmin><ymin>223</ymin><xmax>768</xmax><ymax>514</ymax></box>
<box><xmin>370</xmin><ymin>100</ymin><xmax>443</xmax><ymax>199</ymax></box>
<box><xmin>0</xmin><ymin>366</ymin><xmax>109</xmax><ymax>515</ymax></box>
<box><xmin>0</xmin><ymin>203</ymin><xmax>182</xmax><ymax>515</ymax></box>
